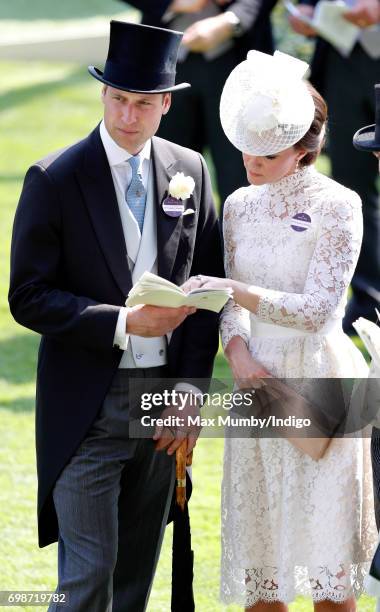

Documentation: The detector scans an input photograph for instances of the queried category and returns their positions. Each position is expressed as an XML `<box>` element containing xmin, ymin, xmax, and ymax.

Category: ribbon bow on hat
<box><xmin>220</xmin><ymin>50</ymin><xmax>315</xmax><ymax>156</ymax></box>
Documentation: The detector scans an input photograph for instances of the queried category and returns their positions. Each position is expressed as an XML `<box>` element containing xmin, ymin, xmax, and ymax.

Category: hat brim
<box><xmin>219</xmin><ymin>52</ymin><xmax>315</xmax><ymax>156</ymax></box>
<box><xmin>353</xmin><ymin>124</ymin><xmax>380</xmax><ymax>152</ymax></box>
<box><xmin>88</xmin><ymin>66</ymin><xmax>190</xmax><ymax>93</ymax></box>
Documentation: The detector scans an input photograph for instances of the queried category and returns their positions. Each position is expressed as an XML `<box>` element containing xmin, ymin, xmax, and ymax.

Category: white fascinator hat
<box><xmin>220</xmin><ymin>50</ymin><xmax>315</xmax><ymax>156</ymax></box>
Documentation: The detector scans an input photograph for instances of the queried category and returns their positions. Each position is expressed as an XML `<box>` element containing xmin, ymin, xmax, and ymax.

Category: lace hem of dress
<box><xmin>220</xmin><ymin>563</ymin><xmax>370</xmax><ymax>606</ymax></box>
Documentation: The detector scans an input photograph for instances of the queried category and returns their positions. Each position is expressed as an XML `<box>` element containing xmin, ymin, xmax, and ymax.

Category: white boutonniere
<box><xmin>168</xmin><ymin>172</ymin><xmax>195</xmax><ymax>201</ymax></box>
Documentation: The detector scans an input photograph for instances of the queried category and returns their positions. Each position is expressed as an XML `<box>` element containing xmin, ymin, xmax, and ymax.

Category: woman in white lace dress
<box><xmin>185</xmin><ymin>51</ymin><xmax>377</xmax><ymax>610</ymax></box>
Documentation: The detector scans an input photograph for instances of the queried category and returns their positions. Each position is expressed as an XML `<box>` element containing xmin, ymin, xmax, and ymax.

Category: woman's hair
<box><xmin>294</xmin><ymin>83</ymin><xmax>327</xmax><ymax>166</ymax></box>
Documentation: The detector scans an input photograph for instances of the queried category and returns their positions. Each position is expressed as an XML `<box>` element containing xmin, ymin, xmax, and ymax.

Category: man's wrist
<box><xmin>174</xmin><ymin>382</ymin><xmax>203</xmax><ymax>408</ymax></box>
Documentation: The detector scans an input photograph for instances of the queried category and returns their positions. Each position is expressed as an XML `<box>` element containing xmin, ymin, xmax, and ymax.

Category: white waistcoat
<box><xmin>119</xmin><ymin>166</ymin><xmax>167</xmax><ymax>368</ymax></box>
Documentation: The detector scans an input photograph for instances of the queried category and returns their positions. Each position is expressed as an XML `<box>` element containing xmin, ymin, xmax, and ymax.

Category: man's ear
<box><xmin>162</xmin><ymin>93</ymin><xmax>171</xmax><ymax>115</ymax></box>
<box><xmin>101</xmin><ymin>86</ymin><xmax>107</xmax><ymax>103</ymax></box>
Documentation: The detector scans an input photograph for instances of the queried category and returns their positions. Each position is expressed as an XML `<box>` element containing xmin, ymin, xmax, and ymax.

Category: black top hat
<box><xmin>353</xmin><ymin>84</ymin><xmax>380</xmax><ymax>152</ymax></box>
<box><xmin>88</xmin><ymin>20</ymin><xmax>190</xmax><ymax>93</ymax></box>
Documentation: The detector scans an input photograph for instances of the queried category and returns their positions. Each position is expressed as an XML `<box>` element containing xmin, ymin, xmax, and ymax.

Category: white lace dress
<box><xmin>220</xmin><ymin>166</ymin><xmax>377</xmax><ymax>606</ymax></box>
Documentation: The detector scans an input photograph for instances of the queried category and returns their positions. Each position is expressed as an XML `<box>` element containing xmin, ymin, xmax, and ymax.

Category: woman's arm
<box><xmin>219</xmin><ymin>195</ymin><xmax>271</xmax><ymax>382</ymax></box>
<box><xmin>201</xmin><ymin>191</ymin><xmax>363</xmax><ymax>333</ymax></box>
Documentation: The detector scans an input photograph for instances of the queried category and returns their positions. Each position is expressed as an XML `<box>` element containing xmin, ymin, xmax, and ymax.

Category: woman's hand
<box><xmin>288</xmin><ymin>5</ymin><xmax>317</xmax><ymax>36</ymax></box>
<box><xmin>225</xmin><ymin>336</ymin><xmax>271</xmax><ymax>388</ymax></box>
<box><xmin>182</xmin><ymin>275</ymin><xmax>233</xmax><ymax>293</ymax></box>
<box><xmin>343</xmin><ymin>0</ymin><xmax>380</xmax><ymax>27</ymax></box>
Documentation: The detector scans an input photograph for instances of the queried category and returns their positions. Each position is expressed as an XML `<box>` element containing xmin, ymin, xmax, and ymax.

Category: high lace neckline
<box><xmin>262</xmin><ymin>164</ymin><xmax>316</xmax><ymax>196</ymax></box>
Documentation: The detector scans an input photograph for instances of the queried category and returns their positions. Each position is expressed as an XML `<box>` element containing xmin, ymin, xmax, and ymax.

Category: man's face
<box><xmin>102</xmin><ymin>86</ymin><xmax>171</xmax><ymax>154</ymax></box>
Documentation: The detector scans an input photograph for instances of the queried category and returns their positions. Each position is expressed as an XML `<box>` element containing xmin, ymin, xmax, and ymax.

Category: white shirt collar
<box><xmin>99</xmin><ymin>119</ymin><xmax>151</xmax><ymax>167</ymax></box>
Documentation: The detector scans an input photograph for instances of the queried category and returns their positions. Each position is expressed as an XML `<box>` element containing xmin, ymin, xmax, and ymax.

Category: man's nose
<box><xmin>122</xmin><ymin>104</ymin><xmax>137</xmax><ymax>124</ymax></box>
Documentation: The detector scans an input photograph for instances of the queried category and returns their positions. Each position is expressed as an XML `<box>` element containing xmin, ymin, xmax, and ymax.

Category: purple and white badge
<box><xmin>162</xmin><ymin>196</ymin><xmax>184</xmax><ymax>218</ymax></box>
<box><xmin>163</xmin><ymin>172</ymin><xmax>195</xmax><ymax>218</ymax></box>
<box><xmin>290</xmin><ymin>212</ymin><xmax>311</xmax><ymax>232</ymax></box>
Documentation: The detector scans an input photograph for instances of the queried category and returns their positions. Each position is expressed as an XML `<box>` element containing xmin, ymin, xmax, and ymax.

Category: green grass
<box><xmin>0</xmin><ymin>55</ymin><xmax>375</xmax><ymax>612</ymax></box>
<box><xmin>0</xmin><ymin>0</ymin><xmax>136</xmax><ymax>24</ymax></box>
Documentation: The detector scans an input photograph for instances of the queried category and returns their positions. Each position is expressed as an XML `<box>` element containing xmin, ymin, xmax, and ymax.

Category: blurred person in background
<box><xmin>353</xmin><ymin>84</ymin><xmax>380</xmax><ymax>612</ymax></box>
<box><xmin>124</xmin><ymin>0</ymin><xmax>277</xmax><ymax>207</ymax></box>
<box><xmin>289</xmin><ymin>0</ymin><xmax>380</xmax><ymax>334</ymax></box>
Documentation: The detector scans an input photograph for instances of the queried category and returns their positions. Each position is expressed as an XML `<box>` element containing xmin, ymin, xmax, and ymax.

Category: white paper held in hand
<box><xmin>126</xmin><ymin>271</ymin><xmax>232</xmax><ymax>313</ymax></box>
<box><xmin>284</xmin><ymin>0</ymin><xmax>360</xmax><ymax>56</ymax></box>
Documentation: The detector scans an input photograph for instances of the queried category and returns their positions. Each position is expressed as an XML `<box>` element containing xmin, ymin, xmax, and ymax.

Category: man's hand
<box><xmin>153</xmin><ymin>394</ymin><xmax>202</xmax><ymax>455</ymax></box>
<box><xmin>288</xmin><ymin>4</ymin><xmax>317</xmax><ymax>36</ymax></box>
<box><xmin>126</xmin><ymin>304</ymin><xmax>196</xmax><ymax>337</ymax></box>
<box><xmin>169</xmin><ymin>0</ymin><xmax>209</xmax><ymax>13</ymax></box>
<box><xmin>182</xmin><ymin>13</ymin><xmax>235</xmax><ymax>53</ymax></box>
<box><xmin>168</xmin><ymin>0</ymin><xmax>232</xmax><ymax>14</ymax></box>
<box><xmin>343</xmin><ymin>0</ymin><xmax>380</xmax><ymax>27</ymax></box>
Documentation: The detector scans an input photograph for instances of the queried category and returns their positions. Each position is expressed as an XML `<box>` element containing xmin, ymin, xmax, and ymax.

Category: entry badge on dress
<box><xmin>290</xmin><ymin>212</ymin><xmax>311</xmax><ymax>232</ymax></box>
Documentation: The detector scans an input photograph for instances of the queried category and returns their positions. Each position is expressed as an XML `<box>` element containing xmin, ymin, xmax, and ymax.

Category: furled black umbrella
<box><xmin>169</xmin><ymin>441</ymin><xmax>195</xmax><ymax>612</ymax></box>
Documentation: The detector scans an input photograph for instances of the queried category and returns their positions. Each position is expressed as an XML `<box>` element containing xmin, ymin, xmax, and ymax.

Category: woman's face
<box><xmin>242</xmin><ymin>146</ymin><xmax>305</xmax><ymax>186</ymax></box>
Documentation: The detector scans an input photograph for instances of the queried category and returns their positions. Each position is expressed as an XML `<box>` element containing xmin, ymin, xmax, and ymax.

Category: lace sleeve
<box><xmin>255</xmin><ymin>191</ymin><xmax>363</xmax><ymax>332</ymax></box>
<box><xmin>220</xmin><ymin>195</ymin><xmax>251</xmax><ymax>349</ymax></box>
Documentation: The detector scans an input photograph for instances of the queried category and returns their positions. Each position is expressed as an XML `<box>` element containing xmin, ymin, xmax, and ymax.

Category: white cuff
<box><xmin>113</xmin><ymin>307</ymin><xmax>130</xmax><ymax>350</ymax></box>
<box><xmin>174</xmin><ymin>382</ymin><xmax>204</xmax><ymax>406</ymax></box>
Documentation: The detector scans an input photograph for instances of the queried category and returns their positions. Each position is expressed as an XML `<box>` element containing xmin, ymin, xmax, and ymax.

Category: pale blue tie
<box><xmin>126</xmin><ymin>155</ymin><xmax>147</xmax><ymax>233</ymax></box>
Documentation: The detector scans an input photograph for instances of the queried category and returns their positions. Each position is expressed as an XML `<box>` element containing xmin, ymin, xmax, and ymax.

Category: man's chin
<box><xmin>114</xmin><ymin>131</ymin><xmax>144</xmax><ymax>153</ymax></box>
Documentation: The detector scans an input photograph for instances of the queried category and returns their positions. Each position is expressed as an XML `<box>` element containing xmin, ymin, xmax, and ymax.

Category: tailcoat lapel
<box><xmin>152</xmin><ymin>137</ymin><xmax>184</xmax><ymax>281</ymax></box>
<box><xmin>78</xmin><ymin>127</ymin><xmax>132</xmax><ymax>297</ymax></box>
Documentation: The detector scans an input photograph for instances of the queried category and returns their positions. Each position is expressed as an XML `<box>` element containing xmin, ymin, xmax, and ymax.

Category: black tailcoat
<box><xmin>9</xmin><ymin>126</ymin><xmax>224</xmax><ymax>547</ymax></box>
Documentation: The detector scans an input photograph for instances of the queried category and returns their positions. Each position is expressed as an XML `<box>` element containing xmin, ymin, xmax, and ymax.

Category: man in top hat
<box><xmin>8</xmin><ymin>20</ymin><xmax>223</xmax><ymax>612</ymax></box>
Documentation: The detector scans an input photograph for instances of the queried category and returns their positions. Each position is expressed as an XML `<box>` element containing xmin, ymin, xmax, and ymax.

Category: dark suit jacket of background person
<box><xmin>8</xmin><ymin>125</ymin><xmax>224</xmax><ymax>548</ymax></box>
<box><xmin>299</xmin><ymin>0</ymin><xmax>380</xmax><ymax>527</ymax></box>
<box><xmin>297</xmin><ymin>0</ymin><xmax>379</xmax><ymax>102</ymax></box>
<box><xmin>297</xmin><ymin>0</ymin><xmax>344</xmax><ymax>92</ymax></box>
<box><xmin>128</xmin><ymin>0</ymin><xmax>278</xmax><ymax>61</ymax></box>
<box><xmin>297</xmin><ymin>0</ymin><xmax>380</xmax><ymax>332</ymax></box>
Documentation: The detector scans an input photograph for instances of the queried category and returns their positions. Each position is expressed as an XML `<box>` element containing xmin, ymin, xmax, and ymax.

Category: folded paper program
<box><xmin>126</xmin><ymin>271</ymin><xmax>232</xmax><ymax>313</ymax></box>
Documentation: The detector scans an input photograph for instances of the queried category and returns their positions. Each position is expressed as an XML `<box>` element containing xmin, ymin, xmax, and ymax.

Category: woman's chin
<box><xmin>248</xmin><ymin>174</ymin><xmax>266</xmax><ymax>186</ymax></box>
